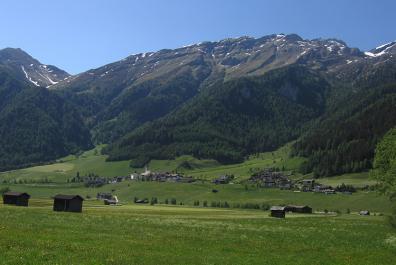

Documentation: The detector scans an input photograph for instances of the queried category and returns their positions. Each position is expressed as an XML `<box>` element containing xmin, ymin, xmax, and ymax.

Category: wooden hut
<box><xmin>53</xmin><ymin>195</ymin><xmax>84</xmax><ymax>213</ymax></box>
<box><xmin>270</xmin><ymin>206</ymin><xmax>286</xmax><ymax>218</ymax></box>
<box><xmin>285</xmin><ymin>205</ymin><xmax>312</xmax><ymax>214</ymax></box>
<box><xmin>2</xmin><ymin>192</ymin><xmax>30</xmax><ymax>206</ymax></box>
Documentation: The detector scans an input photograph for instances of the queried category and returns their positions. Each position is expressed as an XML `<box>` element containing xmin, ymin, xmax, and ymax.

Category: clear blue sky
<box><xmin>1</xmin><ymin>0</ymin><xmax>395</xmax><ymax>74</ymax></box>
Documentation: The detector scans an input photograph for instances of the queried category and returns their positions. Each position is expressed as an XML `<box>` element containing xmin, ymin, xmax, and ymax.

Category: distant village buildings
<box><xmin>248</xmin><ymin>169</ymin><xmax>292</xmax><ymax>189</ymax></box>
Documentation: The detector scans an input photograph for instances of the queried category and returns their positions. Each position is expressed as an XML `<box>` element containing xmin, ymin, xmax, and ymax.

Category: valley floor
<box><xmin>0</xmin><ymin>181</ymin><xmax>391</xmax><ymax>214</ymax></box>
<box><xmin>0</xmin><ymin>201</ymin><xmax>395</xmax><ymax>265</ymax></box>
<box><xmin>0</xmin><ymin>144</ymin><xmax>393</xmax><ymax>264</ymax></box>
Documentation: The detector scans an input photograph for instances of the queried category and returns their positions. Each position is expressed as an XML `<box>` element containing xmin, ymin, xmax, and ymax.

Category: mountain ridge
<box><xmin>0</xmin><ymin>33</ymin><xmax>395</xmax><ymax>175</ymax></box>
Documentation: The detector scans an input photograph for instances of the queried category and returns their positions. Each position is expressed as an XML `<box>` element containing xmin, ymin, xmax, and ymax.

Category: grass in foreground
<box><xmin>0</xmin><ymin>202</ymin><xmax>395</xmax><ymax>265</ymax></box>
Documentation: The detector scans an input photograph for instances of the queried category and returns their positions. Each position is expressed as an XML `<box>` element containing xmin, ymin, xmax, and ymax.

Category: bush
<box><xmin>261</xmin><ymin>203</ymin><xmax>270</xmax><ymax>211</ymax></box>
<box><xmin>335</xmin><ymin>183</ymin><xmax>357</xmax><ymax>193</ymax></box>
<box><xmin>150</xmin><ymin>197</ymin><xmax>158</xmax><ymax>205</ymax></box>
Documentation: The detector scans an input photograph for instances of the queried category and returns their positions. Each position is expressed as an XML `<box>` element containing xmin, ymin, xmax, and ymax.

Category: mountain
<box><xmin>0</xmin><ymin>50</ymin><xmax>91</xmax><ymax>171</ymax></box>
<box><xmin>293</xmin><ymin>82</ymin><xmax>396</xmax><ymax>177</ymax></box>
<box><xmin>1</xmin><ymin>34</ymin><xmax>396</xmax><ymax>176</ymax></box>
<box><xmin>52</xmin><ymin>34</ymin><xmax>366</xmax><ymax>142</ymax></box>
<box><xmin>365</xmin><ymin>41</ymin><xmax>396</xmax><ymax>57</ymax></box>
<box><xmin>105</xmin><ymin>65</ymin><xmax>328</xmax><ymax>166</ymax></box>
<box><xmin>0</xmin><ymin>48</ymin><xmax>69</xmax><ymax>88</ymax></box>
<box><xmin>48</xmin><ymin>33</ymin><xmax>396</xmax><ymax>176</ymax></box>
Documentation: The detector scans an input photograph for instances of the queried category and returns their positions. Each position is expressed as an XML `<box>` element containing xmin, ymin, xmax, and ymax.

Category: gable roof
<box><xmin>287</xmin><ymin>205</ymin><xmax>311</xmax><ymax>209</ymax></box>
<box><xmin>3</xmin><ymin>192</ymin><xmax>30</xmax><ymax>198</ymax></box>
<box><xmin>54</xmin><ymin>194</ymin><xmax>84</xmax><ymax>201</ymax></box>
<box><xmin>270</xmin><ymin>206</ymin><xmax>286</xmax><ymax>211</ymax></box>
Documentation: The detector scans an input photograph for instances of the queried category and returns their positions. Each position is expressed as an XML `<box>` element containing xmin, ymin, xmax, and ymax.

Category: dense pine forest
<box><xmin>105</xmin><ymin>66</ymin><xmax>328</xmax><ymax>166</ymax></box>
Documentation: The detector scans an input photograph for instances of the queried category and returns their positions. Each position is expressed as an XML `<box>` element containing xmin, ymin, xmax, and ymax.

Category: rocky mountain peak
<box><xmin>0</xmin><ymin>47</ymin><xmax>70</xmax><ymax>87</ymax></box>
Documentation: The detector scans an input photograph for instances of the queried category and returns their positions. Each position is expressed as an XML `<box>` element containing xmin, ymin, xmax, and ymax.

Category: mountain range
<box><xmin>0</xmin><ymin>33</ymin><xmax>395</xmax><ymax>176</ymax></box>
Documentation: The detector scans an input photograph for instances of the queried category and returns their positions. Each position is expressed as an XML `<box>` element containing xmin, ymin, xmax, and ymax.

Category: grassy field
<box><xmin>0</xmin><ymin>143</ymin><xmax>306</xmax><ymax>183</ymax></box>
<box><xmin>316</xmin><ymin>172</ymin><xmax>377</xmax><ymax>188</ymax></box>
<box><xmin>0</xmin><ymin>181</ymin><xmax>391</xmax><ymax>214</ymax></box>
<box><xmin>0</xmin><ymin>144</ymin><xmax>393</xmax><ymax>264</ymax></box>
<box><xmin>0</xmin><ymin>201</ymin><xmax>395</xmax><ymax>265</ymax></box>
<box><xmin>150</xmin><ymin>143</ymin><xmax>306</xmax><ymax>180</ymax></box>
<box><xmin>0</xmin><ymin>146</ymin><xmax>132</xmax><ymax>183</ymax></box>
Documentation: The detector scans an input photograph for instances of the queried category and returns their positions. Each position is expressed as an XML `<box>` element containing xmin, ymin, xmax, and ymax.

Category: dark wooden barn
<box><xmin>2</xmin><ymin>192</ymin><xmax>30</xmax><ymax>206</ymax></box>
<box><xmin>285</xmin><ymin>205</ymin><xmax>313</xmax><ymax>214</ymax></box>
<box><xmin>270</xmin><ymin>206</ymin><xmax>286</xmax><ymax>218</ymax></box>
<box><xmin>53</xmin><ymin>194</ymin><xmax>84</xmax><ymax>213</ymax></box>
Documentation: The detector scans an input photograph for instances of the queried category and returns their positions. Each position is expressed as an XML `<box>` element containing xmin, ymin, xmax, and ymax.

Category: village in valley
<box><xmin>2</xmin><ymin>164</ymin><xmax>369</xmax><ymax>218</ymax></box>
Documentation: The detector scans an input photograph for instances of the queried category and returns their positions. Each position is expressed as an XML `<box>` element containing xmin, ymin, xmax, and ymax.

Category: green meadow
<box><xmin>0</xmin><ymin>181</ymin><xmax>390</xmax><ymax>214</ymax></box>
<box><xmin>0</xmin><ymin>143</ymin><xmax>306</xmax><ymax>183</ymax></box>
<box><xmin>0</xmin><ymin>144</ymin><xmax>394</xmax><ymax>264</ymax></box>
<box><xmin>0</xmin><ymin>202</ymin><xmax>395</xmax><ymax>265</ymax></box>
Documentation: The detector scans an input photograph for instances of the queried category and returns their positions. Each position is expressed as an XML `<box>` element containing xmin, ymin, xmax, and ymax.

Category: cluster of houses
<box><xmin>130</xmin><ymin>168</ymin><xmax>195</xmax><ymax>183</ymax></box>
<box><xmin>212</xmin><ymin>175</ymin><xmax>235</xmax><ymax>184</ymax></box>
<box><xmin>246</xmin><ymin>169</ymin><xmax>340</xmax><ymax>194</ymax></box>
<box><xmin>249</xmin><ymin>169</ymin><xmax>292</xmax><ymax>189</ymax></box>
<box><xmin>300</xmin><ymin>179</ymin><xmax>336</xmax><ymax>194</ymax></box>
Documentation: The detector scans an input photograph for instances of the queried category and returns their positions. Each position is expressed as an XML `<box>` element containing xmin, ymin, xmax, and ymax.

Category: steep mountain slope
<box><xmin>0</xmin><ymin>48</ymin><xmax>69</xmax><ymax>88</ymax></box>
<box><xmin>47</xmin><ymin>33</ymin><xmax>395</xmax><ymax>176</ymax></box>
<box><xmin>293</xmin><ymin>83</ymin><xmax>396</xmax><ymax>177</ymax></box>
<box><xmin>53</xmin><ymin>34</ymin><xmax>366</xmax><ymax>144</ymax></box>
<box><xmin>292</xmin><ymin>45</ymin><xmax>396</xmax><ymax>177</ymax></box>
<box><xmin>105</xmin><ymin>66</ymin><xmax>329</xmax><ymax>166</ymax></box>
<box><xmin>0</xmin><ymin>65</ymin><xmax>91</xmax><ymax>171</ymax></box>
<box><xmin>1</xmin><ymin>34</ymin><xmax>395</xmax><ymax>176</ymax></box>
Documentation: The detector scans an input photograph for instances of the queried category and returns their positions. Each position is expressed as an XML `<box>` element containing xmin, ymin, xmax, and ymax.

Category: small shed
<box><xmin>270</xmin><ymin>206</ymin><xmax>286</xmax><ymax>218</ymax></box>
<box><xmin>2</xmin><ymin>192</ymin><xmax>30</xmax><ymax>206</ymax></box>
<box><xmin>286</xmin><ymin>205</ymin><xmax>313</xmax><ymax>214</ymax></box>
<box><xmin>53</xmin><ymin>194</ymin><xmax>84</xmax><ymax>213</ymax></box>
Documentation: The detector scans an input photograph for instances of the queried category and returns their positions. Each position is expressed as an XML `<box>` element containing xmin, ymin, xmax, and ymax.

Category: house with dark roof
<box><xmin>2</xmin><ymin>192</ymin><xmax>30</xmax><ymax>206</ymax></box>
<box><xmin>53</xmin><ymin>194</ymin><xmax>84</xmax><ymax>213</ymax></box>
<box><xmin>270</xmin><ymin>206</ymin><xmax>286</xmax><ymax>218</ymax></box>
<box><xmin>285</xmin><ymin>205</ymin><xmax>312</xmax><ymax>214</ymax></box>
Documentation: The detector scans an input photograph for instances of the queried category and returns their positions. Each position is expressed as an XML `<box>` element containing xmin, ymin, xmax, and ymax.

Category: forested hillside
<box><xmin>293</xmin><ymin>83</ymin><xmax>396</xmax><ymax>177</ymax></box>
<box><xmin>1</xmin><ymin>34</ymin><xmax>396</xmax><ymax>176</ymax></box>
<box><xmin>0</xmin><ymin>67</ymin><xmax>92</xmax><ymax>171</ymax></box>
<box><xmin>372</xmin><ymin>127</ymin><xmax>396</xmax><ymax>195</ymax></box>
<box><xmin>105</xmin><ymin>66</ymin><xmax>328</xmax><ymax>166</ymax></box>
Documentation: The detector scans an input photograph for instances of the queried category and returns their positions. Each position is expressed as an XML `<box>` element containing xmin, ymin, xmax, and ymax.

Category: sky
<box><xmin>1</xmin><ymin>0</ymin><xmax>395</xmax><ymax>74</ymax></box>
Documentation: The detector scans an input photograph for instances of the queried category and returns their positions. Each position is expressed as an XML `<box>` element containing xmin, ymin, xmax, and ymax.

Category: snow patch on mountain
<box><xmin>21</xmin><ymin>65</ymin><xmax>40</xmax><ymax>86</ymax></box>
